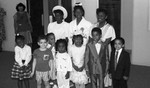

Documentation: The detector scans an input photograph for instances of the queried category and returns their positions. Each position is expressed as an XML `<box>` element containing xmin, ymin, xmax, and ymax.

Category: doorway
<box><xmin>99</xmin><ymin>0</ymin><xmax>121</xmax><ymax>37</ymax></box>
<box><xmin>26</xmin><ymin>0</ymin><xmax>44</xmax><ymax>51</ymax></box>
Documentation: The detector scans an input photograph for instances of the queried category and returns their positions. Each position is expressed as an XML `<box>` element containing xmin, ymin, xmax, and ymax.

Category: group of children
<box><xmin>11</xmin><ymin>27</ymin><xmax>131</xmax><ymax>88</ymax></box>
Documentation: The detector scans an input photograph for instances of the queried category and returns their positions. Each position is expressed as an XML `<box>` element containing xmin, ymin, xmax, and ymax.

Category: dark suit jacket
<box><xmin>109</xmin><ymin>49</ymin><xmax>131</xmax><ymax>80</ymax></box>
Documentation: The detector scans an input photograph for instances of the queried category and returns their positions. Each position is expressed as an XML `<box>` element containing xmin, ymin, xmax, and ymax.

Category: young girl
<box><xmin>55</xmin><ymin>39</ymin><xmax>72</xmax><ymax>88</ymax></box>
<box><xmin>69</xmin><ymin>34</ymin><xmax>89</xmax><ymax>88</ymax></box>
<box><xmin>11</xmin><ymin>35</ymin><xmax>32</xmax><ymax>88</ymax></box>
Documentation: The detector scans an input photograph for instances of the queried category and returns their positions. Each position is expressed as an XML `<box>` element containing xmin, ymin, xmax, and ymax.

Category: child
<box><xmin>109</xmin><ymin>37</ymin><xmax>131</xmax><ymax>88</ymax></box>
<box><xmin>69</xmin><ymin>34</ymin><xmax>89</xmax><ymax>88</ymax></box>
<box><xmin>30</xmin><ymin>35</ymin><xmax>53</xmax><ymax>88</ymax></box>
<box><xmin>46</xmin><ymin>33</ymin><xmax>57</xmax><ymax>86</ymax></box>
<box><xmin>11</xmin><ymin>35</ymin><xmax>32</xmax><ymax>88</ymax></box>
<box><xmin>85</xmin><ymin>27</ymin><xmax>109</xmax><ymax>88</ymax></box>
<box><xmin>55</xmin><ymin>39</ymin><xmax>72</xmax><ymax>88</ymax></box>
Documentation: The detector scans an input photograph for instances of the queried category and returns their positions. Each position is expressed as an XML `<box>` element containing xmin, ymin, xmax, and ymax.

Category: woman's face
<box><xmin>97</xmin><ymin>12</ymin><xmax>107</xmax><ymax>23</ymax></box>
<box><xmin>55</xmin><ymin>12</ymin><xmax>63</xmax><ymax>23</ymax></box>
<box><xmin>74</xmin><ymin>9</ymin><xmax>83</xmax><ymax>19</ymax></box>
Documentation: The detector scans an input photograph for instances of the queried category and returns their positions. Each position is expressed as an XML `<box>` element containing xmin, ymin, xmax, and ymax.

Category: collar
<box><xmin>116</xmin><ymin>48</ymin><xmax>123</xmax><ymax>53</ymax></box>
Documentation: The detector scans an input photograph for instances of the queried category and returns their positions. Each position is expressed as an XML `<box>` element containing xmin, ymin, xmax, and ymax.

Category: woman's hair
<box><xmin>16</xmin><ymin>3</ymin><xmax>26</xmax><ymax>11</ymax></box>
<box><xmin>55</xmin><ymin>39</ymin><xmax>68</xmax><ymax>52</ymax></box>
<box><xmin>91</xmin><ymin>27</ymin><xmax>102</xmax><ymax>35</ymax></box>
<box><xmin>15</xmin><ymin>35</ymin><xmax>25</xmax><ymax>43</ymax></box>
<box><xmin>96</xmin><ymin>8</ymin><xmax>108</xmax><ymax>16</ymax></box>
<box><xmin>53</xmin><ymin>10</ymin><xmax>64</xmax><ymax>16</ymax></box>
<box><xmin>114</xmin><ymin>37</ymin><xmax>125</xmax><ymax>45</ymax></box>
<box><xmin>37</xmin><ymin>35</ymin><xmax>48</xmax><ymax>42</ymax></box>
<box><xmin>72</xmin><ymin>34</ymin><xmax>83</xmax><ymax>45</ymax></box>
<box><xmin>73</xmin><ymin>5</ymin><xmax>85</xmax><ymax>17</ymax></box>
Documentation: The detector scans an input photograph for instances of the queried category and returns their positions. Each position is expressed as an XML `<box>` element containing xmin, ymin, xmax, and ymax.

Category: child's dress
<box><xmin>69</xmin><ymin>45</ymin><xmax>88</xmax><ymax>84</ymax></box>
<box><xmin>11</xmin><ymin>45</ymin><xmax>32</xmax><ymax>80</ymax></box>
<box><xmin>56</xmin><ymin>52</ymin><xmax>72</xmax><ymax>88</ymax></box>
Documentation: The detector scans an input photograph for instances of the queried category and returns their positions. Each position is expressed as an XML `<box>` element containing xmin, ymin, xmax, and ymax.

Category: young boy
<box><xmin>30</xmin><ymin>35</ymin><xmax>53</xmax><ymax>88</ymax></box>
<box><xmin>85</xmin><ymin>27</ymin><xmax>109</xmax><ymax>88</ymax></box>
<box><xmin>109</xmin><ymin>37</ymin><xmax>131</xmax><ymax>88</ymax></box>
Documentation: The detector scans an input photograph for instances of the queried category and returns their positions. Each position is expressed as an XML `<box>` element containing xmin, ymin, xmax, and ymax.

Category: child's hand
<box><xmin>65</xmin><ymin>71</ymin><xmax>70</xmax><ymax>79</ymax></box>
<box><xmin>78</xmin><ymin>66</ymin><xmax>84</xmax><ymax>72</ymax></box>
<box><xmin>123</xmin><ymin>76</ymin><xmax>128</xmax><ymax>80</ymax></box>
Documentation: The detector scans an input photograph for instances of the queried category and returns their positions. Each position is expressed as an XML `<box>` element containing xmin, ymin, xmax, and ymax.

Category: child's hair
<box><xmin>72</xmin><ymin>34</ymin><xmax>83</xmax><ymax>45</ymax></box>
<box><xmin>15</xmin><ymin>35</ymin><xmax>25</xmax><ymax>43</ymax></box>
<box><xmin>55</xmin><ymin>39</ymin><xmax>68</xmax><ymax>52</ymax></box>
<box><xmin>114</xmin><ymin>37</ymin><xmax>125</xmax><ymax>45</ymax></box>
<box><xmin>46</xmin><ymin>32</ymin><xmax>55</xmax><ymax>38</ymax></box>
<box><xmin>73</xmin><ymin>3</ymin><xmax>85</xmax><ymax>16</ymax></box>
<box><xmin>37</xmin><ymin>35</ymin><xmax>48</xmax><ymax>42</ymax></box>
<box><xmin>91</xmin><ymin>27</ymin><xmax>102</xmax><ymax>35</ymax></box>
<box><xmin>96</xmin><ymin>8</ymin><xmax>108</xmax><ymax>16</ymax></box>
<box><xmin>16</xmin><ymin>3</ymin><xmax>26</xmax><ymax>11</ymax></box>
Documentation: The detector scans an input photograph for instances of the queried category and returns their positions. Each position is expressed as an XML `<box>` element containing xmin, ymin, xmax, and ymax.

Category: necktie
<box><xmin>114</xmin><ymin>51</ymin><xmax>118</xmax><ymax>70</ymax></box>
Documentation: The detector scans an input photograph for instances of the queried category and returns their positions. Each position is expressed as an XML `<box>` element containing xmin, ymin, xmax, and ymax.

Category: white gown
<box><xmin>69</xmin><ymin>45</ymin><xmax>88</xmax><ymax>84</ymax></box>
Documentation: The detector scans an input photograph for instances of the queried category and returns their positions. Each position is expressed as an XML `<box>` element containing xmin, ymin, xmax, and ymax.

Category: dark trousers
<box><xmin>91</xmin><ymin>74</ymin><xmax>103</xmax><ymax>88</ymax></box>
<box><xmin>112</xmin><ymin>78</ymin><xmax>127</xmax><ymax>88</ymax></box>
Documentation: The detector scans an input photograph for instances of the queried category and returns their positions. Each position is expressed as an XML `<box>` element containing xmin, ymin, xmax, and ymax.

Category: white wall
<box><xmin>121</xmin><ymin>0</ymin><xmax>133</xmax><ymax>50</ymax></box>
<box><xmin>132</xmin><ymin>0</ymin><xmax>150</xmax><ymax>66</ymax></box>
<box><xmin>72</xmin><ymin>0</ymin><xmax>98</xmax><ymax>24</ymax></box>
<box><xmin>0</xmin><ymin>0</ymin><xmax>26</xmax><ymax>51</ymax></box>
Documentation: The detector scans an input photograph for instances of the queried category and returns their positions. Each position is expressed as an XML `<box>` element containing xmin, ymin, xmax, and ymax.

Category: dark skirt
<box><xmin>11</xmin><ymin>62</ymin><xmax>31</xmax><ymax>80</ymax></box>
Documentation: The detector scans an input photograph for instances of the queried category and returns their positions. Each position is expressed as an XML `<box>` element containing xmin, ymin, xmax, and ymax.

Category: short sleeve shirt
<box><xmin>33</xmin><ymin>49</ymin><xmax>53</xmax><ymax>72</ymax></box>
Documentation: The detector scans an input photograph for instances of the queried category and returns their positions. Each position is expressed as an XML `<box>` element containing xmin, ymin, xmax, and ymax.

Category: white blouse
<box><xmin>14</xmin><ymin>45</ymin><xmax>32</xmax><ymax>66</ymax></box>
<box><xmin>56</xmin><ymin>52</ymin><xmax>72</xmax><ymax>72</ymax></box>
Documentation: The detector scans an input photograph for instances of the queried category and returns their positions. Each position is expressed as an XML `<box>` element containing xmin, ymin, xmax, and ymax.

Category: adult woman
<box><xmin>68</xmin><ymin>3</ymin><xmax>92</xmax><ymax>46</ymax></box>
<box><xmin>47</xmin><ymin>5</ymin><xmax>69</xmax><ymax>41</ymax></box>
<box><xmin>13</xmin><ymin>3</ymin><xmax>32</xmax><ymax>45</ymax></box>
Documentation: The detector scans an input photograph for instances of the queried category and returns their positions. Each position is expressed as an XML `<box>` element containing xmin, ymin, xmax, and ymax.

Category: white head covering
<box><xmin>52</xmin><ymin>5</ymin><xmax>68</xmax><ymax>19</ymax></box>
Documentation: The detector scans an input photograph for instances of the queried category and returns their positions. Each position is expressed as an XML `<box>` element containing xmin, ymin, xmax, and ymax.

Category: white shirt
<box><xmin>56</xmin><ymin>52</ymin><xmax>72</xmax><ymax>72</ymax></box>
<box><xmin>92</xmin><ymin>23</ymin><xmax>116</xmax><ymax>42</ymax></box>
<box><xmin>47</xmin><ymin>21</ymin><xmax>69</xmax><ymax>41</ymax></box>
<box><xmin>116</xmin><ymin>48</ymin><xmax>123</xmax><ymax>63</ymax></box>
<box><xmin>68</xmin><ymin>17</ymin><xmax>92</xmax><ymax>45</ymax></box>
<box><xmin>95</xmin><ymin>43</ymin><xmax>101</xmax><ymax>54</ymax></box>
<box><xmin>14</xmin><ymin>45</ymin><xmax>32</xmax><ymax>66</ymax></box>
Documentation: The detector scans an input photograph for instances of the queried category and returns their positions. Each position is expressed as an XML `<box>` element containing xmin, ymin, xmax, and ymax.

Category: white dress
<box><xmin>56</xmin><ymin>52</ymin><xmax>72</xmax><ymax>88</ymax></box>
<box><xmin>68</xmin><ymin>17</ymin><xmax>92</xmax><ymax>46</ymax></box>
<box><xmin>47</xmin><ymin>21</ymin><xmax>69</xmax><ymax>41</ymax></box>
<box><xmin>69</xmin><ymin>45</ymin><xmax>88</xmax><ymax>84</ymax></box>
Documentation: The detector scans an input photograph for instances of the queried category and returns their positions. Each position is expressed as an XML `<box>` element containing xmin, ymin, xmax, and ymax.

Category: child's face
<box><xmin>92</xmin><ymin>31</ymin><xmax>101</xmax><ymax>42</ymax></box>
<box><xmin>47</xmin><ymin>35</ymin><xmax>55</xmax><ymax>45</ymax></box>
<box><xmin>16</xmin><ymin>39</ymin><xmax>25</xmax><ymax>48</ymax></box>
<box><xmin>38</xmin><ymin>39</ymin><xmax>48</xmax><ymax>49</ymax></box>
<box><xmin>58</xmin><ymin>42</ymin><xmax>66</xmax><ymax>53</ymax></box>
<box><xmin>114</xmin><ymin>39</ymin><xmax>124</xmax><ymax>50</ymax></box>
<box><xmin>97</xmin><ymin>12</ymin><xmax>107</xmax><ymax>23</ymax></box>
<box><xmin>74</xmin><ymin>37</ymin><xmax>83</xmax><ymax>47</ymax></box>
